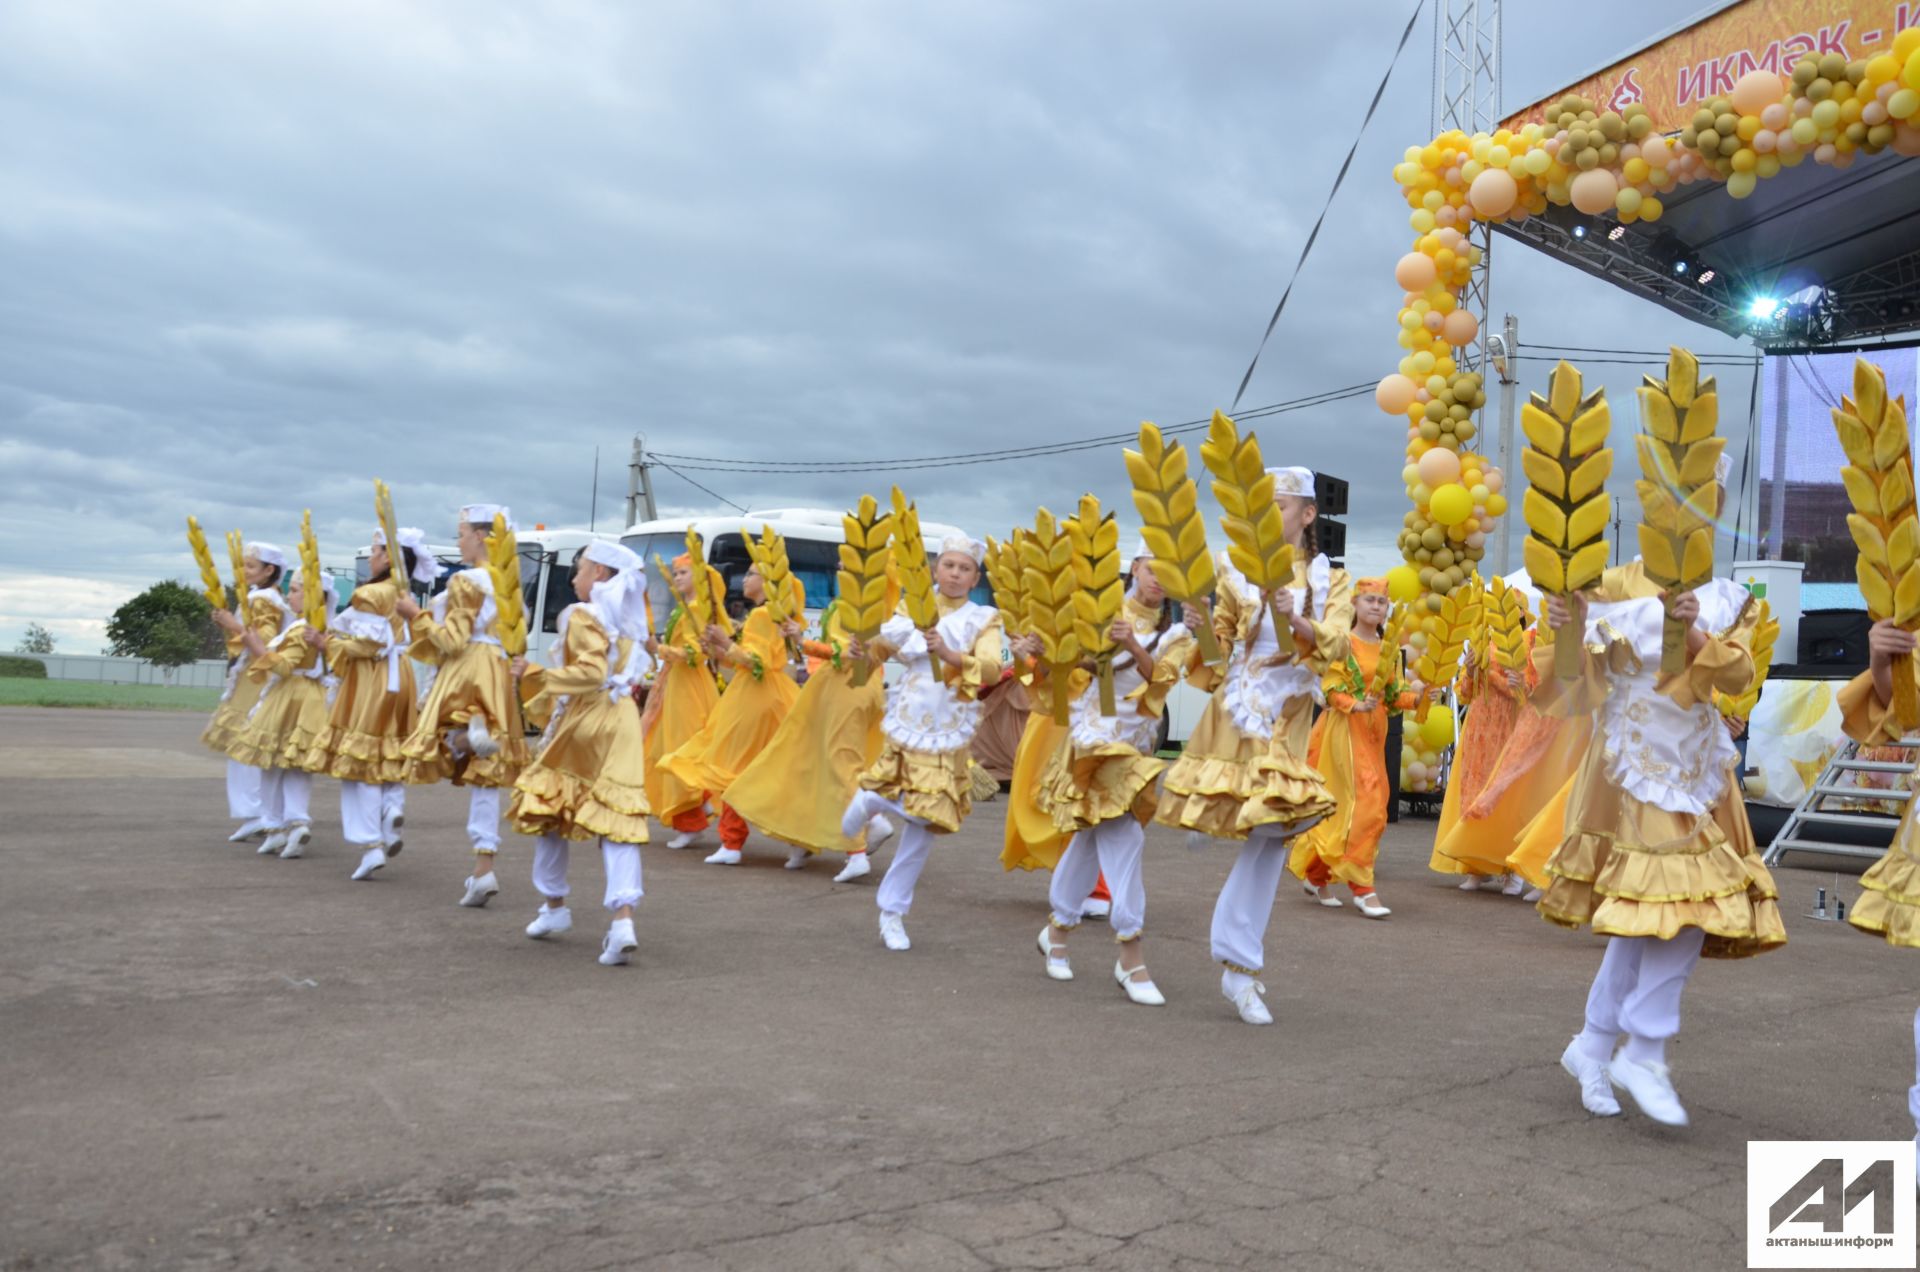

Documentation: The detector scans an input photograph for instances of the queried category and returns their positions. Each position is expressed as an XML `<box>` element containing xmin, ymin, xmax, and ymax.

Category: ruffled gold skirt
<box><xmin>1849</xmin><ymin>833</ymin><xmax>1920</xmax><ymax>950</ymax></box>
<box><xmin>1538</xmin><ymin>757</ymin><xmax>1785</xmax><ymax>959</ymax></box>
<box><xmin>304</xmin><ymin>667</ymin><xmax>419</xmax><ymax>785</ymax></box>
<box><xmin>200</xmin><ymin>673</ymin><xmax>268</xmax><ymax>755</ymax></box>
<box><xmin>1037</xmin><ymin>740</ymin><xmax>1163</xmax><ymax>835</ymax></box>
<box><xmin>227</xmin><ymin>679</ymin><xmax>330</xmax><ymax>771</ymax></box>
<box><xmin>858</xmin><ymin>741</ymin><xmax>972</xmax><ymax>834</ymax></box>
<box><xmin>510</xmin><ymin>693</ymin><xmax>651</xmax><ymax>843</ymax></box>
<box><xmin>401</xmin><ymin>647</ymin><xmax>528</xmax><ymax>787</ymax></box>
<box><xmin>1154</xmin><ymin>691</ymin><xmax>1332</xmax><ymax>840</ymax></box>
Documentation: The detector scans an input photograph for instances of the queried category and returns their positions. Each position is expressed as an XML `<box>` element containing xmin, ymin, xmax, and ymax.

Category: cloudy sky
<box><xmin>1</xmin><ymin>0</ymin><xmax>1760</xmax><ymax>653</ymax></box>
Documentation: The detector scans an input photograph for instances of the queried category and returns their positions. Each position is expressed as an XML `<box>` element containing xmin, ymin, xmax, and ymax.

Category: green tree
<box><xmin>143</xmin><ymin>615</ymin><xmax>204</xmax><ymax>681</ymax></box>
<box><xmin>15</xmin><ymin>622</ymin><xmax>55</xmax><ymax>654</ymax></box>
<box><xmin>106</xmin><ymin>582</ymin><xmax>224</xmax><ymax>661</ymax></box>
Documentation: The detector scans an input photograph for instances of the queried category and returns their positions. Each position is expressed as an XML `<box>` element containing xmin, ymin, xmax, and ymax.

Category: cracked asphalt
<box><xmin>3</xmin><ymin>707</ymin><xmax>1914</xmax><ymax>1270</ymax></box>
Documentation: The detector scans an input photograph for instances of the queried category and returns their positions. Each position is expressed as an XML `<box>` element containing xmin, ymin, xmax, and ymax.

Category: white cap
<box><xmin>938</xmin><ymin>533</ymin><xmax>987</xmax><ymax>565</ymax></box>
<box><xmin>584</xmin><ymin>541</ymin><xmax>643</xmax><ymax>574</ymax></box>
<box><xmin>461</xmin><ymin>503</ymin><xmax>515</xmax><ymax>531</ymax></box>
<box><xmin>1266</xmin><ymin>466</ymin><xmax>1316</xmax><ymax>498</ymax></box>
<box><xmin>1128</xmin><ymin>537</ymin><xmax>1151</xmax><ymax>562</ymax></box>
<box><xmin>374</xmin><ymin>526</ymin><xmax>440</xmax><ymax>585</ymax></box>
<box><xmin>246</xmin><ymin>541</ymin><xmax>290</xmax><ymax>569</ymax></box>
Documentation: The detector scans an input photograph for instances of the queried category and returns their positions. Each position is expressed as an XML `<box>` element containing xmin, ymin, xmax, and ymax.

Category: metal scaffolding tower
<box><xmin>1431</xmin><ymin>0</ymin><xmax>1501</xmax><ymax>375</ymax></box>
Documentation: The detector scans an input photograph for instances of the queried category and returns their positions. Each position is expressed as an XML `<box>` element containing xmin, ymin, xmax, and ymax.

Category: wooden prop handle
<box><xmin>1191</xmin><ymin>602</ymin><xmax>1224</xmax><ymax>666</ymax></box>
<box><xmin>1553</xmin><ymin>615</ymin><xmax>1584</xmax><ymax>681</ymax></box>
<box><xmin>1660</xmin><ymin>614</ymin><xmax>1689</xmax><ymax>678</ymax></box>
<box><xmin>1414</xmin><ymin>696</ymin><xmax>1432</xmax><ymax>724</ymax></box>
<box><xmin>1097</xmin><ymin>656</ymin><xmax>1118</xmax><ymax>717</ymax></box>
<box><xmin>1893</xmin><ymin>650</ymin><xmax>1920</xmax><ymax>733</ymax></box>
<box><xmin>1051</xmin><ymin>669</ymin><xmax>1071</xmax><ymax>725</ymax></box>
<box><xmin>1267</xmin><ymin>599</ymin><xmax>1296</xmax><ymax>657</ymax></box>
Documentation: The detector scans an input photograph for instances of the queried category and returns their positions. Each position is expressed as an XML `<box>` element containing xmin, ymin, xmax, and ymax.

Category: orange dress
<box><xmin>1289</xmin><ymin>633</ymin><xmax>1418</xmax><ymax>890</ymax></box>
<box><xmin>1426</xmin><ymin>659</ymin><xmax>1523</xmax><ymax>877</ymax></box>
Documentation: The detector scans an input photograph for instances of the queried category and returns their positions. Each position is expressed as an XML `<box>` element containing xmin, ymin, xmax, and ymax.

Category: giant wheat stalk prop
<box><xmin>1368</xmin><ymin>604</ymin><xmax>1411</xmax><ymax>703</ymax></box>
<box><xmin>1484</xmin><ymin>576</ymin><xmax>1531</xmax><ymax>674</ymax></box>
<box><xmin>1020</xmin><ymin>507</ymin><xmax>1080</xmax><ymax>724</ymax></box>
<box><xmin>1833</xmin><ymin>357</ymin><xmax>1920</xmax><ymax>727</ymax></box>
<box><xmin>1198</xmin><ymin>411</ymin><xmax>1296</xmax><ymax>656</ymax></box>
<box><xmin>374</xmin><ymin>479</ymin><xmax>404</xmax><ymax>595</ymax></box>
<box><xmin>186</xmin><ymin>516</ymin><xmax>227</xmax><ymax>612</ymax></box>
<box><xmin>1520</xmin><ymin>360</ymin><xmax>1612</xmax><ymax>679</ymax></box>
<box><xmin>889</xmin><ymin>487</ymin><xmax>940</xmax><ymax>631</ymax></box>
<box><xmin>837</xmin><ymin>495</ymin><xmax>894</xmax><ymax>688</ymax></box>
<box><xmin>298</xmin><ymin>511</ymin><xmax>327</xmax><ymax>631</ymax></box>
<box><xmin>485</xmin><ymin>513</ymin><xmax>528</xmax><ymax>656</ymax></box>
<box><xmin>1069</xmin><ymin>494</ymin><xmax>1124</xmax><ymax>716</ymax></box>
<box><xmin>1414</xmin><ymin>584</ymin><xmax>1480</xmax><ymax>724</ymax></box>
<box><xmin>682</xmin><ymin>526</ymin><xmax>713</xmax><ymax>632</ymax></box>
<box><xmin>1124</xmin><ymin>422</ymin><xmax>1224</xmax><ymax>665</ymax></box>
<box><xmin>225</xmin><ymin>530</ymin><xmax>248</xmax><ymax>617</ymax></box>
<box><xmin>744</xmin><ymin>523</ymin><xmax>800</xmax><ymax>661</ymax></box>
<box><xmin>984</xmin><ymin>533</ymin><xmax>1030</xmax><ymax>636</ymax></box>
<box><xmin>1636</xmin><ymin>347</ymin><xmax>1724</xmax><ymax>676</ymax></box>
<box><xmin>649</xmin><ymin>553</ymin><xmax>677</xmax><ymax>651</ymax></box>
<box><xmin>1716</xmin><ymin>599</ymin><xmax>1778</xmax><ymax>723</ymax></box>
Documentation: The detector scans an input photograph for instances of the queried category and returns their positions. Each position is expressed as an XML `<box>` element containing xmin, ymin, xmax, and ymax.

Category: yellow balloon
<box><xmin>1419</xmin><ymin>708</ymin><xmax>1456</xmax><ymax>750</ymax></box>
<box><xmin>1485</xmin><ymin>491</ymin><xmax>1508</xmax><ymax>517</ymax></box>
<box><xmin>1386</xmin><ymin>565</ymin><xmax>1421</xmax><ymax>603</ymax></box>
<box><xmin>1430</xmin><ymin>482</ymin><xmax>1473</xmax><ymax>526</ymax></box>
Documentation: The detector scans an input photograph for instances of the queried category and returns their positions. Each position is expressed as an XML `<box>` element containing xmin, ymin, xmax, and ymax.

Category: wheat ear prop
<box><xmin>1414</xmin><ymin>584</ymin><xmax>1481</xmax><ymax>724</ymax></box>
<box><xmin>889</xmin><ymin>487</ymin><xmax>940</xmax><ymax>631</ymax></box>
<box><xmin>225</xmin><ymin>530</ymin><xmax>248</xmax><ymax>618</ymax></box>
<box><xmin>745</xmin><ymin>523</ymin><xmax>801</xmax><ymax>661</ymax></box>
<box><xmin>681</xmin><ymin>526</ymin><xmax>713</xmax><ymax>633</ymax></box>
<box><xmin>985</xmin><ymin>533</ymin><xmax>1030</xmax><ymax>637</ymax></box>
<box><xmin>1020</xmin><ymin>507</ymin><xmax>1080</xmax><ymax>724</ymax></box>
<box><xmin>1368</xmin><ymin>604</ymin><xmax>1411</xmax><ymax>703</ymax></box>
<box><xmin>1832</xmin><ymin>357</ymin><xmax>1920</xmax><ymax>725</ymax></box>
<box><xmin>1125</xmin><ymin>422</ymin><xmax>1224</xmax><ymax>665</ymax></box>
<box><xmin>1517</xmin><ymin>360</ymin><xmax>1613</xmax><ymax>679</ymax></box>
<box><xmin>1069</xmin><ymin>494</ymin><xmax>1125</xmax><ymax>716</ymax></box>
<box><xmin>1484</xmin><ymin>576</ymin><xmax>1531</xmax><ymax>674</ymax></box>
<box><xmin>837</xmin><ymin>495</ymin><xmax>896</xmax><ymax>688</ymax></box>
<box><xmin>650</xmin><ymin>553</ymin><xmax>678</xmax><ymax>651</ymax></box>
<box><xmin>373</xmin><ymin>479</ymin><xmax>404</xmax><ymax>596</ymax></box>
<box><xmin>1199</xmin><ymin>410</ymin><xmax>1297</xmax><ymax>656</ymax></box>
<box><xmin>1635</xmin><ymin>347</ymin><xmax>1724</xmax><ymax>675</ymax></box>
<box><xmin>186</xmin><ymin>516</ymin><xmax>227</xmax><ymax>612</ymax></box>
<box><xmin>298</xmin><ymin>511</ymin><xmax>327</xmax><ymax>631</ymax></box>
<box><xmin>484</xmin><ymin>514</ymin><xmax>528</xmax><ymax>656</ymax></box>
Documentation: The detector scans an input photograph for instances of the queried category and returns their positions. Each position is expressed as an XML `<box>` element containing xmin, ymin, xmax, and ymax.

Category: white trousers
<box><xmin>530</xmin><ymin>832</ymin><xmax>643</xmax><ymax>911</ymax></box>
<box><xmin>1050</xmin><ymin>817</ymin><xmax>1146</xmax><ymax>940</ymax></box>
<box><xmin>339</xmin><ymin>780</ymin><xmax>405</xmax><ymax>848</ymax></box>
<box><xmin>226</xmin><ymin>759</ymin><xmax>262</xmax><ymax>821</ymax></box>
<box><xmin>875</xmin><ymin>820</ymin><xmax>935</xmax><ymax>917</ymax></box>
<box><xmin>1575</xmin><ymin>928</ymin><xmax>1706</xmax><ymax>1065</ymax></box>
<box><xmin>261</xmin><ymin>768</ymin><xmax>312</xmax><ymax>829</ymax></box>
<box><xmin>1208</xmin><ymin>824</ymin><xmax>1302</xmax><ymax>972</ymax></box>
<box><xmin>467</xmin><ymin>786</ymin><xmax>502</xmax><ymax>854</ymax></box>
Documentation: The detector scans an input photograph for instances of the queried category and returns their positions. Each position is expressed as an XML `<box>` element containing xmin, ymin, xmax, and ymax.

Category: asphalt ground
<box><xmin>1</xmin><ymin>706</ymin><xmax>1914</xmax><ymax>1271</ymax></box>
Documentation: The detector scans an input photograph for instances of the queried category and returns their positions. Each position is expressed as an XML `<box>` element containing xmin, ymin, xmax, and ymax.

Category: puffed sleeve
<box><xmin>526</xmin><ymin>612</ymin><xmax>611</xmax><ymax>723</ymax></box>
<box><xmin>411</xmin><ymin>573</ymin><xmax>483</xmax><ymax>661</ymax></box>
<box><xmin>1132</xmin><ymin>628</ymin><xmax>1195</xmax><ymax>718</ymax></box>
<box><xmin>1838</xmin><ymin>671</ymin><xmax>1901</xmax><ymax>744</ymax></box>
<box><xmin>731</xmin><ymin>607</ymin><xmax>785</xmax><ymax>681</ymax></box>
<box><xmin>250</xmin><ymin>627</ymin><xmax>320</xmax><ymax>679</ymax></box>
<box><xmin>948</xmin><ymin>610</ymin><xmax>1006</xmax><ymax>701</ymax></box>
<box><xmin>1302</xmin><ymin>570</ymin><xmax>1353</xmax><ymax>673</ymax></box>
<box><xmin>246</xmin><ymin>594</ymin><xmax>284</xmax><ymax>645</ymax></box>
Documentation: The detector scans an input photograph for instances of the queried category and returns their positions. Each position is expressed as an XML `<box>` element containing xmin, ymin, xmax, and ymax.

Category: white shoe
<box><xmin>1559</xmin><ymin>1038</ymin><xmax>1622</xmax><ymax>1117</ymax></box>
<box><xmin>665</xmin><ymin>830</ymin><xmax>699</xmax><ymax>850</ymax></box>
<box><xmin>598</xmin><ymin>918</ymin><xmax>637</xmax><ymax>966</ymax></box>
<box><xmin>1501</xmin><ymin>873</ymin><xmax>1527</xmax><ymax>896</ymax></box>
<box><xmin>380</xmin><ymin>807</ymin><xmax>404</xmax><ymax>856</ymax></box>
<box><xmin>1302</xmin><ymin>881</ymin><xmax>1343</xmax><ymax>908</ymax></box>
<box><xmin>833</xmin><ymin>852</ymin><xmax>872</xmax><ymax>883</ymax></box>
<box><xmin>526</xmin><ymin>905</ymin><xmax>573</xmax><ymax>939</ymax></box>
<box><xmin>840</xmin><ymin>791</ymin><xmax>877</xmax><ymax>840</ymax></box>
<box><xmin>878</xmin><ymin>911</ymin><xmax>911</xmax><ymax>951</ymax></box>
<box><xmin>1114</xmin><ymin>960</ymin><xmax>1165</xmax><ymax>1006</ymax></box>
<box><xmin>279</xmin><ymin>825</ymin><xmax>311</xmax><ymax>859</ymax></box>
<box><xmin>1037</xmin><ymin>926</ymin><xmax>1073</xmax><ymax>981</ymax></box>
<box><xmin>1609</xmin><ymin>1055</ymin><xmax>1689</xmax><ymax>1127</ymax></box>
<box><xmin>1353</xmin><ymin>891</ymin><xmax>1392</xmax><ymax>919</ymax></box>
<box><xmin>864</xmin><ymin>813</ymin><xmax>895</xmax><ymax>851</ymax></box>
<box><xmin>350</xmin><ymin>845</ymin><xmax>388</xmax><ymax>881</ymax></box>
<box><xmin>1522</xmin><ymin>885</ymin><xmax>1543</xmax><ymax>903</ymax></box>
<box><xmin>460</xmin><ymin>871</ymin><xmax>499</xmax><ymax>907</ymax></box>
<box><xmin>228</xmin><ymin>817</ymin><xmax>270</xmax><ymax>843</ymax></box>
<box><xmin>784</xmin><ymin>846</ymin><xmax>810</xmax><ymax>871</ymax></box>
<box><xmin>466</xmin><ymin>715</ymin><xmax>500</xmax><ymax>759</ymax></box>
<box><xmin>1081</xmin><ymin>898</ymin><xmax>1111</xmax><ymax>920</ymax></box>
<box><xmin>1222</xmin><ymin>972</ymin><xmax>1272</xmax><ymax>1026</ymax></box>
<box><xmin>258</xmin><ymin>829</ymin><xmax>289</xmax><ymax>856</ymax></box>
<box><xmin>1478</xmin><ymin>874</ymin><xmax>1510</xmax><ymax>892</ymax></box>
<box><xmin>704</xmin><ymin>847</ymin><xmax>742</xmax><ymax>865</ymax></box>
<box><xmin>1458</xmin><ymin>875</ymin><xmax>1485</xmax><ymax>891</ymax></box>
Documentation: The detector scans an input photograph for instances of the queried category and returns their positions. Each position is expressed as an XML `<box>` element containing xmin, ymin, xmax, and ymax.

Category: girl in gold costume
<box><xmin>224</xmin><ymin>569</ymin><xmax>332</xmax><ymax>861</ymax></box>
<box><xmin>203</xmin><ymin>542</ymin><xmax>295</xmax><ymax>843</ymax></box>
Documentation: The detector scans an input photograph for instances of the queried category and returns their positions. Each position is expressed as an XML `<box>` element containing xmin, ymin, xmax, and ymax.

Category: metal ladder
<box><xmin>1762</xmin><ymin>735</ymin><xmax>1919</xmax><ymax>866</ymax></box>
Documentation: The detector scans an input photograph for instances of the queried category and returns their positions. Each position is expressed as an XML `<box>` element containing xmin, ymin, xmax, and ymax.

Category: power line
<box><xmin>652</xmin><ymin>459</ymin><xmax>749</xmax><ymax>513</ymax></box>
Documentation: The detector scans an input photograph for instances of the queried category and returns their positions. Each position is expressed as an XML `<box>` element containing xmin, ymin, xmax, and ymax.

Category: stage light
<box><xmin>1607</xmin><ymin>225</ymin><xmax>1626</xmax><ymax>241</ymax></box>
<box><xmin>1748</xmin><ymin>296</ymin><xmax>1781</xmax><ymax>320</ymax></box>
<box><xmin>1697</xmin><ymin>269</ymin><xmax>1716</xmax><ymax>284</ymax></box>
<box><xmin>1571</xmin><ymin>224</ymin><xmax>1587</xmax><ymax>239</ymax></box>
<box><xmin>1673</xmin><ymin>259</ymin><xmax>1689</xmax><ymax>275</ymax></box>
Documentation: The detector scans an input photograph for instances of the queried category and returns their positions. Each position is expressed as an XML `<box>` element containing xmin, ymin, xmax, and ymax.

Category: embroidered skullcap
<box><xmin>1354</xmin><ymin>576</ymin><xmax>1390</xmax><ymax>598</ymax></box>
<box><xmin>460</xmin><ymin>503</ymin><xmax>515</xmax><ymax>532</ymax></box>
<box><xmin>938</xmin><ymin>533</ymin><xmax>987</xmax><ymax>565</ymax></box>
<box><xmin>1266</xmin><ymin>466</ymin><xmax>1317</xmax><ymax>498</ymax></box>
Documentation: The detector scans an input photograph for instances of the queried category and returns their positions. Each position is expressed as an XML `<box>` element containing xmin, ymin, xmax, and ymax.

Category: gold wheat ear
<box><xmin>1068</xmin><ymin>493</ymin><xmax>1124</xmax><ymax>715</ymax></box>
<box><xmin>838</xmin><ymin>495</ymin><xmax>894</xmax><ymax>687</ymax></box>
<box><xmin>1125</xmin><ymin>421</ymin><xmax>1223</xmax><ymax>664</ymax></box>
<box><xmin>1518</xmin><ymin>359</ymin><xmax>1612</xmax><ymax>679</ymax></box>
<box><xmin>1198</xmin><ymin>410</ymin><xmax>1295</xmax><ymax>656</ymax></box>
<box><xmin>187</xmin><ymin>516</ymin><xmax>227</xmax><ymax>612</ymax></box>
<box><xmin>484</xmin><ymin>513</ymin><xmax>527</xmax><ymax>656</ymax></box>
<box><xmin>1635</xmin><ymin>347</ymin><xmax>1722</xmax><ymax>676</ymax></box>
<box><xmin>1021</xmin><ymin>506</ymin><xmax>1080</xmax><ymax>723</ymax></box>
<box><xmin>1834</xmin><ymin>357</ymin><xmax>1920</xmax><ymax>726</ymax></box>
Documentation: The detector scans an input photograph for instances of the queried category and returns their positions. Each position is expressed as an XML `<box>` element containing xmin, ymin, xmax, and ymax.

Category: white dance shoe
<box><xmin>784</xmin><ymin>846</ymin><xmax>810</xmax><ymax>871</ymax></box>
<box><xmin>864</xmin><ymin>813</ymin><xmax>896</xmax><ymax>851</ymax></box>
<box><xmin>598</xmin><ymin>918</ymin><xmax>637</xmax><ymax>966</ymax></box>
<box><xmin>1081</xmin><ymin>898</ymin><xmax>1111</xmax><ymax>920</ymax></box>
<box><xmin>1114</xmin><ymin>961</ymin><xmax>1165</xmax><ymax>1006</ymax></box>
<box><xmin>258</xmin><ymin>829</ymin><xmax>288</xmax><ymax>856</ymax></box>
<box><xmin>665</xmin><ymin>830</ymin><xmax>699</xmax><ymax>850</ymax></box>
<box><xmin>1302</xmin><ymin>881</ymin><xmax>1343</xmax><ymax>908</ymax></box>
<box><xmin>1353</xmin><ymin>891</ymin><xmax>1392</xmax><ymax>919</ymax></box>
<box><xmin>878</xmin><ymin>911</ymin><xmax>911</xmax><ymax>951</ymax></box>
<box><xmin>526</xmin><ymin>906</ymin><xmax>573</xmax><ymax>939</ymax></box>
<box><xmin>1558</xmin><ymin>1038</ymin><xmax>1622</xmax><ymax>1117</ymax></box>
<box><xmin>704</xmin><ymin>846</ymin><xmax>741</xmax><ymax>865</ymax></box>
<box><xmin>279</xmin><ymin>825</ymin><xmax>311</xmax><ymax>859</ymax></box>
<box><xmin>460</xmin><ymin>871</ymin><xmax>499</xmax><ymax>907</ymax></box>
<box><xmin>1609</xmin><ymin>1055</ymin><xmax>1689</xmax><ymax>1127</ymax></box>
<box><xmin>466</xmin><ymin>714</ymin><xmax>500</xmax><ymax>759</ymax></box>
<box><xmin>1036</xmin><ymin>926</ymin><xmax>1073</xmax><ymax>981</ymax></box>
<box><xmin>1222</xmin><ymin>972</ymin><xmax>1272</xmax><ymax>1026</ymax></box>
<box><xmin>228</xmin><ymin>818</ymin><xmax>269</xmax><ymax>843</ymax></box>
<box><xmin>1500</xmin><ymin>874</ymin><xmax>1527</xmax><ymax>897</ymax></box>
<box><xmin>833</xmin><ymin>852</ymin><xmax>871</xmax><ymax>883</ymax></box>
<box><xmin>350</xmin><ymin>845</ymin><xmax>388</xmax><ymax>881</ymax></box>
<box><xmin>380</xmin><ymin>807</ymin><xmax>404</xmax><ymax>857</ymax></box>
<box><xmin>1457</xmin><ymin>874</ymin><xmax>1485</xmax><ymax>891</ymax></box>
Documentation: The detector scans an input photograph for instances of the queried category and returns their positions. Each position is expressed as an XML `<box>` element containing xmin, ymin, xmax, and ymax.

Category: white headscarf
<box><xmin>246</xmin><ymin>541</ymin><xmax>290</xmax><ymax>570</ymax></box>
<box><xmin>374</xmin><ymin>526</ymin><xmax>440</xmax><ymax>586</ymax></box>
<box><xmin>584</xmin><ymin>541</ymin><xmax>650</xmax><ymax>642</ymax></box>
<box><xmin>460</xmin><ymin>503</ymin><xmax>515</xmax><ymax>531</ymax></box>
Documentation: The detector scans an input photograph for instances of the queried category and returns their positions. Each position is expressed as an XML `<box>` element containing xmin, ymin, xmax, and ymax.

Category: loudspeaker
<box><xmin>1313</xmin><ymin>472</ymin><xmax>1349</xmax><ymax>516</ymax></box>
<box><xmin>1796</xmin><ymin>608</ymin><xmax>1871</xmax><ymax>669</ymax></box>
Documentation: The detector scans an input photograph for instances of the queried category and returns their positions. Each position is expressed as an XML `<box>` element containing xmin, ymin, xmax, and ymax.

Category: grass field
<box><xmin>0</xmin><ymin>679</ymin><xmax>222</xmax><ymax>712</ymax></box>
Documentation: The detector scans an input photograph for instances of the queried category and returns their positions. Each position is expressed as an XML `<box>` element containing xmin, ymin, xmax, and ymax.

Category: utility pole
<box><xmin>1490</xmin><ymin>313</ymin><xmax>1519</xmax><ymax>576</ymax></box>
<box><xmin>626</xmin><ymin>434</ymin><xmax>658</xmax><ymax>528</ymax></box>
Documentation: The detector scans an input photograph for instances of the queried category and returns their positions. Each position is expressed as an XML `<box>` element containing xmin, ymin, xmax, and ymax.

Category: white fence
<box><xmin>15</xmin><ymin>653</ymin><xmax>229</xmax><ymax>688</ymax></box>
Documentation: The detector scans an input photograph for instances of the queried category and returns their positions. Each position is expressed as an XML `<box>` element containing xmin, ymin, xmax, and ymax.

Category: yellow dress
<box><xmin>661</xmin><ymin>605</ymin><xmax>800</xmax><ymax>800</ymax></box>
<box><xmin>641</xmin><ymin>603</ymin><xmax>724</xmax><ymax>824</ymax></box>
<box><xmin>1001</xmin><ymin>670</ymin><xmax>1079</xmax><ymax>872</ymax></box>
<box><xmin>1533</xmin><ymin>564</ymin><xmax>1785</xmax><ymax>959</ymax></box>
<box><xmin>227</xmin><ymin>622</ymin><xmax>331</xmax><ymax>771</ymax></box>
<box><xmin>1426</xmin><ymin>662</ymin><xmax>1519</xmax><ymax>877</ymax></box>
<box><xmin>1154</xmin><ymin>554</ymin><xmax>1352</xmax><ymax>840</ymax></box>
<box><xmin>401</xmin><ymin>569</ymin><xmax>528</xmax><ymax>787</ymax></box>
<box><xmin>1835</xmin><ymin>673</ymin><xmax>1920</xmax><ymax>949</ymax></box>
<box><xmin>857</xmin><ymin>593</ymin><xmax>1005</xmax><ymax>833</ymax></box>
<box><xmin>1289</xmin><ymin>635</ymin><xmax>1419</xmax><ymax>888</ymax></box>
<box><xmin>723</xmin><ymin>602</ymin><xmax>888</xmax><ymax>855</ymax></box>
<box><xmin>304</xmin><ymin>578</ymin><xmax>419</xmax><ymax>784</ymax></box>
<box><xmin>202</xmin><ymin>590</ymin><xmax>293</xmax><ymax>756</ymax></box>
<box><xmin>510</xmin><ymin>606</ymin><xmax>650</xmax><ymax>843</ymax></box>
<box><xmin>1036</xmin><ymin>597</ymin><xmax>1192</xmax><ymax>834</ymax></box>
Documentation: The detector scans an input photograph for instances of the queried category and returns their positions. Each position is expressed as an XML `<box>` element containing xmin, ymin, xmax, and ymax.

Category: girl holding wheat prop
<box><xmin>398</xmin><ymin>503</ymin><xmax>531</xmax><ymax>909</ymax></box>
<box><xmin>201</xmin><ymin>539</ymin><xmax>296</xmax><ymax>843</ymax></box>
<box><xmin>641</xmin><ymin>550</ymin><xmax>727</xmax><ymax>849</ymax></box>
<box><xmin>839</xmin><ymin>523</ymin><xmax>1002</xmax><ymax>953</ymax></box>
<box><xmin>1151</xmin><ymin>450</ymin><xmax>1351</xmax><ymax>1027</ymax></box>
